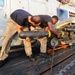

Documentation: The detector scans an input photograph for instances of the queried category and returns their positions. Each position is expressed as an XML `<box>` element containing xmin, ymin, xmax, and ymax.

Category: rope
<box><xmin>50</xmin><ymin>43</ymin><xmax>55</xmax><ymax>75</ymax></box>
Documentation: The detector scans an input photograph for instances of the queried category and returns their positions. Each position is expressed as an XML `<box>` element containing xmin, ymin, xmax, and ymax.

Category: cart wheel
<box><xmin>47</xmin><ymin>34</ymin><xmax>59</xmax><ymax>49</ymax></box>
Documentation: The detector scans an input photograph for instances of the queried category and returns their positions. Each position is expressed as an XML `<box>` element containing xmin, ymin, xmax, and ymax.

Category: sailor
<box><xmin>38</xmin><ymin>15</ymin><xmax>60</xmax><ymax>37</ymax></box>
<box><xmin>0</xmin><ymin>9</ymin><xmax>42</xmax><ymax>67</ymax></box>
<box><xmin>38</xmin><ymin>15</ymin><xmax>60</xmax><ymax>57</ymax></box>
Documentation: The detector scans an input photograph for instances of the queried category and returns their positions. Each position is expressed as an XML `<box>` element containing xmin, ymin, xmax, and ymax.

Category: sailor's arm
<box><xmin>47</xmin><ymin>22</ymin><xmax>60</xmax><ymax>38</ymax></box>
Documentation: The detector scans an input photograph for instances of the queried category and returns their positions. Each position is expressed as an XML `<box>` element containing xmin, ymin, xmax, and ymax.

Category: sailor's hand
<box><xmin>25</xmin><ymin>37</ymin><xmax>30</xmax><ymax>41</ymax></box>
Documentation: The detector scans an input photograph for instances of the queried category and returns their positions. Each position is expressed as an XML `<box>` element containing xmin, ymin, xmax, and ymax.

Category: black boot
<box><xmin>28</xmin><ymin>55</ymin><xmax>36</xmax><ymax>62</ymax></box>
<box><xmin>0</xmin><ymin>60</ymin><xmax>5</xmax><ymax>68</ymax></box>
<box><xmin>0</xmin><ymin>58</ymin><xmax>9</xmax><ymax>68</ymax></box>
